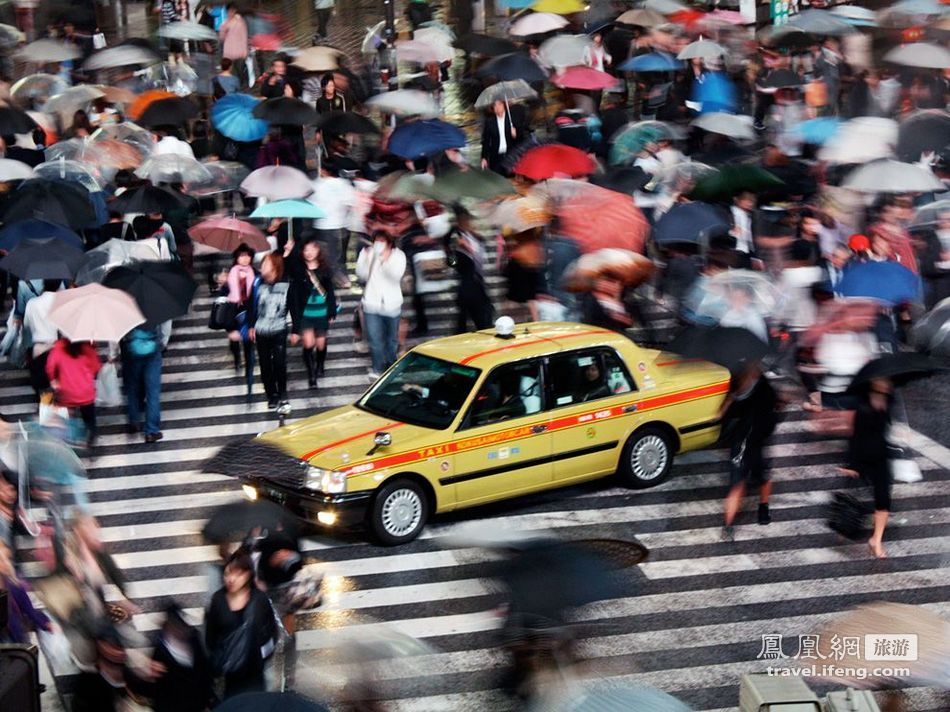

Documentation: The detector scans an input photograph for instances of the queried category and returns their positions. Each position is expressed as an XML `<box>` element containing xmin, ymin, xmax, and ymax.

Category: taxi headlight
<box><xmin>305</xmin><ymin>466</ymin><xmax>347</xmax><ymax>494</ymax></box>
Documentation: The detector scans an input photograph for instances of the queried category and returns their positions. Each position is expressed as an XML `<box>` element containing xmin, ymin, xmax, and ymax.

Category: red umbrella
<box><xmin>553</xmin><ymin>66</ymin><xmax>619</xmax><ymax>91</ymax></box>
<box><xmin>512</xmin><ymin>144</ymin><xmax>597</xmax><ymax>181</ymax></box>
<box><xmin>189</xmin><ymin>216</ymin><xmax>269</xmax><ymax>253</ymax></box>
<box><xmin>553</xmin><ymin>183</ymin><xmax>650</xmax><ymax>253</ymax></box>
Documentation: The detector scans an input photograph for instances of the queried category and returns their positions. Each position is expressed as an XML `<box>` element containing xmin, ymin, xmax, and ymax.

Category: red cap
<box><xmin>848</xmin><ymin>234</ymin><xmax>870</xmax><ymax>252</ymax></box>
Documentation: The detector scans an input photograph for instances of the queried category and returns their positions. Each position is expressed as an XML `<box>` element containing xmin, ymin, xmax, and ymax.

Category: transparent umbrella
<box><xmin>135</xmin><ymin>154</ymin><xmax>213</xmax><ymax>184</ymax></box>
<box><xmin>365</xmin><ymin>89</ymin><xmax>440</xmax><ymax>118</ymax></box>
<box><xmin>184</xmin><ymin>160</ymin><xmax>250</xmax><ymax>197</ymax></box>
<box><xmin>10</xmin><ymin>74</ymin><xmax>68</xmax><ymax>109</ymax></box>
<box><xmin>538</xmin><ymin>34</ymin><xmax>592</xmax><ymax>70</ymax></box>
<box><xmin>89</xmin><ymin>122</ymin><xmax>156</xmax><ymax>156</ymax></box>
<box><xmin>42</xmin><ymin>85</ymin><xmax>106</xmax><ymax>125</ymax></box>
<box><xmin>693</xmin><ymin>269</ymin><xmax>784</xmax><ymax>320</ymax></box>
<box><xmin>75</xmin><ymin>239</ymin><xmax>162</xmax><ymax>285</ymax></box>
<box><xmin>34</xmin><ymin>158</ymin><xmax>104</xmax><ymax>193</ymax></box>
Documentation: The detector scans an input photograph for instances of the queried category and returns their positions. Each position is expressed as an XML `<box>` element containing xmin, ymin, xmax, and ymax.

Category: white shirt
<box><xmin>496</xmin><ymin>115</ymin><xmax>508</xmax><ymax>155</ymax></box>
<box><xmin>152</xmin><ymin>135</ymin><xmax>195</xmax><ymax>159</ymax></box>
<box><xmin>23</xmin><ymin>291</ymin><xmax>58</xmax><ymax>356</ymax></box>
<box><xmin>309</xmin><ymin>176</ymin><xmax>356</xmax><ymax>231</ymax></box>
<box><xmin>731</xmin><ymin>205</ymin><xmax>753</xmax><ymax>254</ymax></box>
<box><xmin>583</xmin><ymin>45</ymin><xmax>611</xmax><ymax>73</ymax></box>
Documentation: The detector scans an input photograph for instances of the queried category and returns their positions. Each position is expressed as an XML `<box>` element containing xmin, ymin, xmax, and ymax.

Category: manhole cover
<box><xmin>577</xmin><ymin>538</ymin><xmax>650</xmax><ymax>569</ymax></box>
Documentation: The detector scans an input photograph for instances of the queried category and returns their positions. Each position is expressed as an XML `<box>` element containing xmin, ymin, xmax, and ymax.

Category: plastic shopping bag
<box><xmin>95</xmin><ymin>362</ymin><xmax>123</xmax><ymax>407</ymax></box>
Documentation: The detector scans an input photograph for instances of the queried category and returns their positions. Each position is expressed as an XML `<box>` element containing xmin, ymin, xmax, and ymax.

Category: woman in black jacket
<box><xmin>287</xmin><ymin>239</ymin><xmax>337</xmax><ymax>389</ymax></box>
<box><xmin>149</xmin><ymin>604</ymin><xmax>214</xmax><ymax>712</ymax></box>
<box><xmin>205</xmin><ymin>553</ymin><xmax>276</xmax><ymax>699</ymax></box>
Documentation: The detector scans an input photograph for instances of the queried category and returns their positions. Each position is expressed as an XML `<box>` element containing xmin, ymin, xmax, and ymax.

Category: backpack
<box><xmin>127</xmin><ymin>327</ymin><xmax>159</xmax><ymax>357</ymax></box>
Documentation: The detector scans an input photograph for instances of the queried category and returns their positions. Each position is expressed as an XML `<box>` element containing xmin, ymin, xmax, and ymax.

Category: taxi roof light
<box><xmin>494</xmin><ymin>316</ymin><xmax>516</xmax><ymax>340</ymax></box>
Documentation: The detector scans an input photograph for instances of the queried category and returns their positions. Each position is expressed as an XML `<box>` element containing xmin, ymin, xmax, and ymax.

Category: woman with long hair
<box><xmin>287</xmin><ymin>239</ymin><xmax>336</xmax><ymax>389</ymax></box>
<box><xmin>224</xmin><ymin>243</ymin><xmax>257</xmax><ymax>395</ymax></box>
<box><xmin>64</xmin><ymin>109</ymin><xmax>94</xmax><ymax>139</ymax></box>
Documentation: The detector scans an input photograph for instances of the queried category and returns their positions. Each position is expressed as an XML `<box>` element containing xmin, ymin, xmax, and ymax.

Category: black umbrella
<box><xmin>492</xmin><ymin>539</ymin><xmax>624</xmax><ymax>625</ymax></box>
<box><xmin>215</xmin><ymin>692</ymin><xmax>328</xmax><ymax>712</ymax></box>
<box><xmin>0</xmin><ymin>179</ymin><xmax>95</xmax><ymax>230</ymax></box>
<box><xmin>0</xmin><ymin>219</ymin><xmax>82</xmax><ymax>251</ymax></box>
<box><xmin>689</xmin><ymin>166</ymin><xmax>784</xmax><ymax>203</ymax></box>
<box><xmin>313</xmin><ymin>110</ymin><xmax>379</xmax><ymax>135</ymax></box>
<box><xmin>102</xmin><ymin>262</ymin><xmax>197</xmax><ymax>326</ymax></box>
<box><xmin>454</xmin><ymin>33</ymin><xmax>518</xmax><ymax>56</ymax></box>
<box><xmin>590</xmin><ymin>166</ymin><xmax>651</xmax><ymax>195</ymax></box>
<box><xmin>202</xmin><ymin>500</ymin><xmax>300</xmax><ymax>545</ymax></box>
<box><xmin>896</xmin><ymin>110</ymin><xmax>950</xmax><ymax>163</ymax></box>
<box><xmin>847</xmin><ymin>353</ymin><xmax>947</xmax><ymax>392</ymax></box>
<box><xmin>202</xmin><ymin>440</ymin><xmax>310</xmax><ymax>489</ymax></box>
<box><xmin>252</xmin><ymin>97</ymin><xmax>319</xmax><ymax>126</ymax></box>
<box><xmin>477</xmin><ymin>52</ymin><xmax>548</xmax><ymax>83</ymax></box>
<box><xmin>666</xmin><ymin>325</ymin><xmax>770</xmax><ymax>376</ymax></box>
<box><xmin>761</xmin><ymin>69</ymin><xmax>803</xmax><ymax>90</ymax></box>
<box><xmin>137</xmin><ymin>96</ymin><xmax>200</xmax><ymax>128</ymax></box>
<box><xmin>0</xmin><ymin>106</ymin><xmax>38</xmax><ymax>135</ymax></box>
<box><xmin>653</xmin><ymin>202</ymin><xmax>730</xmax><ymax>245</ymax></box>
<box><xmin>0</xmin><ymin>237</ymin><xmax>84</xmax><ymax>280</ymax></box>
<box><xmin>110</xmin><ymin>185</ymin><xmax>189</xmax><ymax>215</ymax></box>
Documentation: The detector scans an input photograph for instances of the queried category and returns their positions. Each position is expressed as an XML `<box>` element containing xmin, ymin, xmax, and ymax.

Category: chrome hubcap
<box><xmin>631</xmin><ymin>435</ymin><xmax>667</xmax><ymax>480</ymax></box>
<box><xmin>381</xmin><ymin>488</ymin><xmax>422</xmax><ymax>537</ymax></box>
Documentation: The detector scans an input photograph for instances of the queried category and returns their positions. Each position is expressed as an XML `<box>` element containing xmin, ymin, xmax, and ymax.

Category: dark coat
<box><xmin>149</xmin><ymin>628</ymin><xmax>215</xmax><ymax>712</ymax></box>
<box><xmin>481</xmin><ymin>111</ymin><xmax>518</xmax><ymax>173</ymax></box>
<box><xmin>286</xmin><ymin>261</ymin><xmax>337</xmax><ymax>335</ymax></box>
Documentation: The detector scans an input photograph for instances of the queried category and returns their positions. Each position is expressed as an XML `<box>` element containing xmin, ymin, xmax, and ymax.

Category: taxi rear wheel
<box><xmin>620</xmin><ymin>426</ymin><xmax>672</xmax><ymax>488</ymax></box>
<box><xmin>369</xmin><ymin>479</ymin><xmax>429</xmax><ymax>545</ymax></box>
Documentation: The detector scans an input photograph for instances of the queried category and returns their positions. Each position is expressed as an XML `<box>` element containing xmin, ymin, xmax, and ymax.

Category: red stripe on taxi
<box><xmin>299</xmin><ymin>421</ymin><xmax>405</xmax><ymax>461</ymax></box>
<box><xmin>458</xmin><ymin>329</ymin><xmax>611</xmax><ymax>365</ymax></box>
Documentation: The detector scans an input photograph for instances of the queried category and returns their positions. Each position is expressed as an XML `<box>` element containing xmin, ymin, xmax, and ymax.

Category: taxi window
<box><xmin>462</xmin><ymin>361</ymin><xmax>543</xmax><ymax>429</ymax></box>
<box><xmin>545</xmin><ymin>349</ymin><xmax>635</xmax><ymax>409</ymax></box>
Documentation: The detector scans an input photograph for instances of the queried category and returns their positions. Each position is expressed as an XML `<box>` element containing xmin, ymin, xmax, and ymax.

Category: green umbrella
<box><xmin>608</xmin><ymin>121</ymin><xmax>679</xmax><ymax>166</ymax></box>
<box><xmin>429</xmin><ymin>167</ymin><xmax>516</xmax><ymax>202</ymax></box>
<box><xmin>689</xmin><ymin>165</ymin><xmax>784</xmax><ymax>203</ymax></box>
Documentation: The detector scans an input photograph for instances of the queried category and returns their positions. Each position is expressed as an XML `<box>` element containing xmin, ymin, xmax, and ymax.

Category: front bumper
<box><xmin>243</xmin><ymin>478</ymin><xmax>372</xmax><ymax>530</ymax></box>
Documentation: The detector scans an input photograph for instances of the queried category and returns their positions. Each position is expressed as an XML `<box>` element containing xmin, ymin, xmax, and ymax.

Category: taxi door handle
<box><xmin>623</xmin><ymin>404</ymin><xmax>638</xmax><ymax>413</ymax></box>
<box><xmin>532</xmin><ymin>424</ymin><xmax>548</xmax><ymax>434</ymax></box>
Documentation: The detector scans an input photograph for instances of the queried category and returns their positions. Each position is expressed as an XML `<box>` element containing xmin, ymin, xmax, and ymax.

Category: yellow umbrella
<box><xmin>531</xmin><ymin>0</ymin><xmax>586</xmax><ymax>15</ymax></box>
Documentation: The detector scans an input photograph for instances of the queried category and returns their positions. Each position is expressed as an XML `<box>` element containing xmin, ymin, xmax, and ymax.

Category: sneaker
<box><xmin>126</xmin><ymin>423</ymin><xmax>142</xmax><ymax>435</ymax></box>
<box><xmin>144</xmin><ymin>432</ymin><xmax>164</xmax><ymax>443</ymax></box>
<box><xmin>276</xmin><ymin>401</ymin><xmax>292</xmax><ymax>416</ymax></box>
<box><xmin>267</xmin><ymin>396</ymin><xmax>279</xmax><ymax>409</ymax></box>
<box><xmin>367</xmin><ymin>370</ymin><xmax>380</xmax><ymax>382</ymax></box>
<box><xmin>757</xmin><ymin>503</ymin><xmax>771</xmax><ymax>525</ymax></box>
<box><xmin>355</xmin><ymin>341</ymin><xmax>369</xmax><ymax>354</ymax></box>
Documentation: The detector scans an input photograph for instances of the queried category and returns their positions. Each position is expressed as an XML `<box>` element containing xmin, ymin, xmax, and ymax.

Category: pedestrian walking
<box><xmin>45</xmin><ymin>337</ymin><xmax>102</xmax><ymax>447</ymax></box>
<box><xmin>356</xmin><ymin>232</ymin><xmax>406</xmax><ymax>379</ymax></box>
<box><xmin>219</xmin><ymin>3</ymin><xmax>249</xmax><ymax>89</ymax></box>
<box><xmin>248</xmin><ymin>252</ymin><xmax>291</xmax><ymax>411</ymax></box>
<box><xmin>313</xmin><ymin>0</ymin><xmax>335</xmax><ymax>43</ymax></box>
<box><xmin>148</xmin><ymin>603</ymin><xmax>215</xmax><ymax>712</ymax></box>
<box><xmin>121</xmin><ymin>325</ymin><xmax>164</xmax><ymax>443</ymax></box>
<box><xmin>224</xmin><ymin>244</ymin><xmax>258</xmax><ymax>395</ymax></box>
<box><xmin>0</xmin><ymin>540</ymin><xmax>54</xmax><ymax>644</ymax></box>
<box><xmin>288</xmin><ymin>239</ymin><xmax>337</xmax><ymax>389</ymax></box>
<box><xmin>453</xmin><ymin>207</ymin><xmax>493</xmax><ymax>333</ymax></box>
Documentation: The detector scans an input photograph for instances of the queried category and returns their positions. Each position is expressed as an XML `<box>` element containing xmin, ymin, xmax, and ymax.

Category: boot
<box><xmin>228</xmin><ymin>340</ymin><xmax>241</xmax><ymax>371</ymax></box>
<box><xmin>243</xmin><ymin>341</ymin><xmax>255</xmax><ymax>398</ymax></box>
<box><xmin>315</xmin><ymin>346</ymin><xmax>327</xmax><ymax>377</ymax></box>
<box><xmin>303</xmin><ymin>348</ymin><xmax>317</xmax><ymax>388</ymax></box>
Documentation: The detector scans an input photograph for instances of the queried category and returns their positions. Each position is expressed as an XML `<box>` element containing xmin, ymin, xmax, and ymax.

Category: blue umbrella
<box><xmin>498</xmin><ymin>0</ymin><xmax>535</xmax><ymax>6</ymax></box>
<box><xmin>568</xmin><ymin>684</ymin><xmax>693</xmax><ymax>711</ymax></box>
<box><xmin>653</xmin><ymin>202</ymin><xmax>729</xmax><ymax>245</ymax></box>
<box><xmin>794</xmin><ymin>117</ymin><xmax>841</xmax><ymax>145</ymax></box>
<box><xmin>693</xmin><ymin>71</ymin><xmax>738</xmax><ymax>115</ymax></box>
<box><xmin>250</xmin><ymin>199</ymin><xmax>326</xmax><ymax>220</ymax></box>
<box><xmin>388</xmin><ymin>119</ymin><xmax>467</xmax><ymax>159</ymax></box>
<box><xmin>211</xmin><ymin>92</ymin><xmax>269</xmax><ymax>142</ymax></box>
<box><xmin>618</xmin><ymin>52</ymin><xmax>683</xmax><ymax>73</ymax></box>
<box><xmin>839</xmin><ymin>260</ymin><xmax>921</xmax><ymax>306</ymax></box>
<box><xmin>0</xmin><ymin>218</ymin><xmax>83</xmax><ymax>251</ymax></box>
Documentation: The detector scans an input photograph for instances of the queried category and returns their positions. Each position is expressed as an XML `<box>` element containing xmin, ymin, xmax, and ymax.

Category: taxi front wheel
<box><xmin>369</xmin><ymin>479</ymin><xmax>429</xmax><ymax>545</ymax></box>
<box><xmin>620</xmin><ymin>427</ymin><xmax>673</xmax><ymax>488</ymax></box>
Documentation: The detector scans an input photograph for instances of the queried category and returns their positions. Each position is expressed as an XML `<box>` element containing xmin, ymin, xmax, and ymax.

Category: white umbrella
<box><xmin>691</xmin><ymin>112</ymin><xmax>755</xmax><ymax>140</ymax></box>
<box><xmin>911</xmin><ymin>199</ymin><xmax>950</xmax><ymax>229</ymax></box>
<box><xmin>361</xmin><ymin>21</ymin><xmax>387</xmax><ymax>55</ymax></box>
<box><xmin>158</xmin><ymin>21</ymin><xmax>219</xmax><ymax>42</ymax></box>
<box><xmin>884</xmin><ymin>42</ymin><xmax>950</xmax><ymax>70</ymax></box>
<box><xmin>818</xmin><ymin>117</ymin><xmax>897</xmax><ymax>164</ymax></box>
<box><xmin>291</xmin><ymin>45</ymin><xmax>343</xmax><ymax>72</ymax></box>
<box><xmin>0</xmin><ymin>159</ymin><xmax>36</xmax><ymax>182</ymax></box>
<box><xmin>10</xmin><ymin>74</ymin><xmax>68</xmax><ymax>108</ymax></box>
<box><xmin>509</xmin><ymin>13</ymin><xmax>569</xmax><ymax>37</ymax></box>
<box><xmin>396</xmin><ymin>39</ymin><xmax>454</xmax><ymax>65</ymax></box>
<box><xmin>644</xmin><ymin>0</ymin><xmax>689</xmax><ymax>14</ymax></box>
<box><xmin>842</xmin><ymin>159</ymin><xmax>944</xmax><ymax>193</ymax></box>
<box><xmin>48</xmin><ymin>284</ymin><xmax>145</xmax><ymax>342</ymax></box>
<box><xmin>475</xmin><ymin>79</ymin><xmax>538</xmax><ymax>109</ymax></box>
<box><xmin>34</xmin><ymin>159</ymin><xmax>104</xmax><ymax>192</ymax></box>
<box><xmin>83</xmin><ymin>45</ymin><xmax>161</xmax><ymax>71</ymax></box>
<box><xmin>616</xmin><ymin>9</ymin><xmax>666</xmax><ymax>27</ymax></box>
<box><xmin>135</xmin><ymin>154</ymin><xmax>213</xmax><ymax>185</ymax></box>
<box><xmin>538</xmin><ymin>34</ymin><xmax>592</xmax><ymax>69</ymax></box>
<box><xmin>677</xmin><ymin>40</ymin><xmax>726</xmax><ymax>60</ymax></box>
<box><xmin>878</xmin><ymin>0</ymin><xmax>946</xmax><ymax>28</ymax></box>
<box><xmin>14</xmin><ymin>39</ymin><xmax>81</xmax><ymax>64</ymax></box>
<box><xmin>75</xmin><ymin>239</ymin><xmax>162</xmax><ymax>286</ymax></box>
<box><xmin>365</xmin><ymin>90</ymin><xmax>440</xmax><ymax>118</ymax></box>
<box><xmin>42</xmin><ymin>85</ymin><xmax>106</xmax><ymax>124</ymax></box>
<box><xmin>830</xmin><ymin>6</ymin><xmax>877</xmax><ymax>26</ymax></box>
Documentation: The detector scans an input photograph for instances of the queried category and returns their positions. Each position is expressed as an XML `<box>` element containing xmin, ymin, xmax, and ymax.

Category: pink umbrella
<box><xmin>48</xmin><ymin>284</ymin><xmax>145</xmax><ymax>342</ymax></box>
<box><xmin>240</xmin><ymin>165</ymin><xmax>313</xmax><ymax>201</ymax></box>
<box><xmin>189</xmin><ymin>216</ymin><xmax>270</xmax><ymax>253</ymax></box>
<box><xmin>553</xmin><ymin>66</ymin><xmax>620</xmax><ymax>91</ymax></box>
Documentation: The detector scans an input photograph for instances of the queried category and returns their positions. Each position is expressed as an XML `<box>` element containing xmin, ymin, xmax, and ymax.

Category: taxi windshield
<box><xmin>358</xmin><ymin>353</ymin><xmax>481</xmax><ymax>429</ymax></box>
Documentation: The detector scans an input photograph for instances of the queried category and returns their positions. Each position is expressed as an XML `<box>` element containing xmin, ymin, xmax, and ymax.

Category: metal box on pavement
<box><xmin>824</xmin><ymin>688</ymin><xmax>881</xmax><ymax>712</ymax></box>
<box><xmin>739</xmin><ymin>673</ymin><xmax>822</xmax><ymax>712</ymax></box>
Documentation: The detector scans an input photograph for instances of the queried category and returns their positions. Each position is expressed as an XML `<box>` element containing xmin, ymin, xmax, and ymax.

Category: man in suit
<box><xmin>480</xmin><ymin>100</ymin><xmax>519</xmax><ymax>175</ymax></box>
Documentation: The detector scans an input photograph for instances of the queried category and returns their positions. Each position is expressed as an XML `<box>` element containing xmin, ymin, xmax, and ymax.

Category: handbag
<box><xmin>209</xmin><ymin>297</ymin><xmax>241</xmax><ymax>331</ymax></box>
<box><xmin>826</xmin><ymin>491</ymin><xmax>870</xmax><ymax>540</ymax></box>
<box><xmin>887</xmin><ymin>444</ymin><xmax>923</xmax><ymax>483</ymax></box>
<box><xmin>412</xmin><ymin>249</ymin><xmax>453</xmax><ymax>294</ymax></box>
<box><xmin>95</xmin><ymin>362</ymin><xmax>123</xmax><ymax>407</ymax></box>
<box><xmin>211</xmin><ymin>618</ymin><xmax>254</xmax><ymax>675</ymax></box>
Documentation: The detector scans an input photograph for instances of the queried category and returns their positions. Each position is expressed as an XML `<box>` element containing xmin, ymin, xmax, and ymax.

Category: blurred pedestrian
<box><xmin>212</xmin><ymin>57</ymin><xmax>240</xmax><ymax>99</ymax></box>
<box><xmin>1</xmin><ymin>540</ymin><xmax>54</xmax><ymax>643</ymax></box>
<box><xmin>205</xmin><ymin>552</ymin><xmax>277</xmax><ymax>699</ymax></box>
<box><xmin>248</xmin><ymin>252</ymin><xmax>291</xmax><ymax>411</ymax></box>
<box><xmin>481</xmin><ymin>100</ymin><xmax>518</xmax><ymax>175</ymax></box>
<box><xmin>219</xmin><ymin>3</ymin><xmax>249</xmax><ymax>89</ymax></box>
<box><xmin>288</xmin><ymin>239</ymin><xmax>337</xmax><ymax>388</ymax></box>
<box><xmin>452</xmin><ymin>206</ymin><xmax>493</xmax><ymax>333</ymax></box>
<box><xmin>313</xmin><ymin>0</ymin><xmax>335</xmax><ymax>43</ymax></box>
<box><xmin>356</xmin><ymin>232</ymin><xmax>406</xmax><ymax>379</ymax></box>
<box><xmin>260</xmin><ymin>55</ymin><xmax>292</xmax><ymax>98</ymax></box>
<box><xmin>63</xmin><ymin>109</ymin><xmax>94</xmax><ymax>140</ymax></box>
<box><xmin>121</xmin><ymin>325</ymin><xmax>164</xmax><ymax>443</ymax></box>
<box><xmin>315</xmin><ymin>74</ymin><xmax>346</xmax><ymax>113</ymax></box>
<box><xmin>224</xmin><ymin>243</ymin><xmax>258</xmax><ymax>395</ymax></box>
<box><xmin>46</xmin><ymin>337</ymin><xmax>102</xmax><ymax>447</ymax></box>
<box><xmin>148</xmin><ymin>603</ymin><xmax>215</xmax><ymax>712</ymax></box>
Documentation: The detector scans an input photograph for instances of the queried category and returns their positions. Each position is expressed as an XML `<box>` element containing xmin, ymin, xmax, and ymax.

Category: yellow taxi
<box><xmin>244</xmin><ymin>322</ymin><xmax>731</xmax><ymax>545</ymax></box>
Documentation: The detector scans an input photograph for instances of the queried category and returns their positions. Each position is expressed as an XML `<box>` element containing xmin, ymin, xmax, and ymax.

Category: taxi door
<box><xmin>545</xmin><ymin>349</ymin><xmax>639</xmax><ymax>485</ymax></box>
<box><xmin>448</xmin><ymin>360</ymin><xmax>553</xmax><ymax>507</ymax></box>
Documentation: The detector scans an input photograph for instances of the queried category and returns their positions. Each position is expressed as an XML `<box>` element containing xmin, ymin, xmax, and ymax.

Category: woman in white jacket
<box><xmin>356</xmin><ymin>233</ymin><xmax>406</xmax><ymax>379</ymax></box>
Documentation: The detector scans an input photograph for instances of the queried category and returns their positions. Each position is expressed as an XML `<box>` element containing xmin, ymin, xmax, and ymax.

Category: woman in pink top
<box><xmin>225</xmin><ymin>244</ymin><xmax>258</xmax><ymax>395</ymax></box>
<box><xmin>46</xmin><ymin>338</ymin><xmax>102</xmax><ymax>446</ymax></box>
<box><xmin>219</xmin><ymin>3</ymin><xmax>249</xmax><ymax>88</ymax></box>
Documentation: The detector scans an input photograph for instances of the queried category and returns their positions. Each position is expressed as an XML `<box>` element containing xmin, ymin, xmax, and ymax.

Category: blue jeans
<box><xmin>123</xmin><ymin>351</ymin><xmax>162</xmax><ymax>435</ymax></box>
<box><xmin>363</xmin><ymin>311</ymin><xmax>399</xmax><ymax>374</ymax></box>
